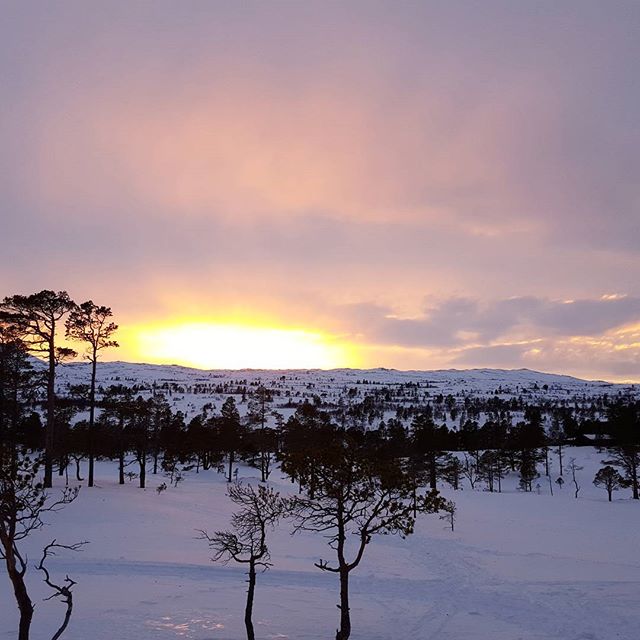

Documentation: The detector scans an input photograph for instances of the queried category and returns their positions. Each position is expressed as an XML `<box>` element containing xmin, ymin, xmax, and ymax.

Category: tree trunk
<box><xmin>44</xmin><ymin>341</ymin><xmax>56</xmax><ymax>488</ymax></box>
<box><xmin>412</xmin><ymin>484</ymin><xmax>417</xmax><ymax>519</ymax></box>
<box><xmin>336</xmin><ymin>568</ymin><xmax>351</xmax><ymax>640</ymax></box>
<box><xmin>631</xmin><ymin>456</ymin><xmax>638</xmax><ymax>500</ymax></box>
<box><xmin>51</xmin><ymin>596</ymin><xmax>73</xmax><ymax>640</ymax></box>
<box><xmin>227</xmin><ymin>450</ymin><xmax>234</xmax><ymax>483</ymax></box>
<box><xmin>557</xmin><ymin>445</ymin><xmax>563</xmax><ymax>476</ymax></box>
<box><xmin>428</xmin><ymin>451</ymin><xmax>437</xmax><ymax>490</ymax></box>
<box><xmin>544</xmin><ymin>448</ymin><xmax>549</xmax><ymax>476</ymax></box>
<box><xmin>245</xmin><ymin>560</ymin><xmax>256</xmax><ymax>640</ymax></box>
<box><xmin>118</xmin><ymin>451</ymin><xmax>125</xmax><ymax>485</ymax></box>
<box><xmin>139</xmin><ymin>450</ymin><xmax>146</xmax><ymax>489</ymax></box>
<box><xmin>118</xmin><ymin>415</ymin><xmax>125</xmax><ymax>485</ymax></box>
<box><xmin>2</xmin><ymin>542</ymin><xmax>33</xmax><ymax>640</ymax></box>
<box><xmin>88</xmin><ymin>356</ymin><xmax>97</xmax><ymax>487</ymax></box>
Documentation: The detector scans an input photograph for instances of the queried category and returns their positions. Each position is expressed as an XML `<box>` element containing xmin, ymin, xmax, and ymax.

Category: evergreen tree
<box><xmin>593</xmin><ymin>465</ymin><xmax>626</xmax><ymax>501</ymax></box>
<box><xmin>219</xmin><ymin>397</ymin><xmax>242</xmax><ymax>482</ymax></box>
<box><xmin>65</xmin><ymin>301</ymin><xmax>118</xmax><ymax>487</ymax></box>
<box><xmin>0</xmin><ymin>291</ymin><xmax>76</xmax><ymax>487</ymax></box>
<box><xmin>290</xmin><ymin>435</ymin><xmax>445</xmax><ymax>640</ymax></box>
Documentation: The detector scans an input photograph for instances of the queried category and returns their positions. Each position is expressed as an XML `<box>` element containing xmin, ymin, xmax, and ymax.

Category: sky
<box><xmin>1</xmin><ymin>1</ymin><xmax>639</xmax><ymax>380</ymax></box>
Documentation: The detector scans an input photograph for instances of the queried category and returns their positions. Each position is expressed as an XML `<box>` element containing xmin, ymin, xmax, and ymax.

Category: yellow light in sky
<box><xmin>123</xmin><ymin>322</ymin><xmax>355</xmax><ymax>370</ymax></box>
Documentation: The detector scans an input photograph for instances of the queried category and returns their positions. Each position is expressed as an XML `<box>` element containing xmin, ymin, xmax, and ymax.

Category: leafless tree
<box><xmin>439</xmin><ymin>499</ymin><xmax>456</xmax><ymax>532</ymax></box>
<box><xmin>461</xmin><ymin>452</ymin><xmax>479</xmax><ymax>489</ymax></box>
<box><xmin>36</xmin><ymin>540</ymin><xmax>88</xmax><ymax>640</ymax></box>
<box><xmin>0</xmin><ymin>450</ymin><xmax>79</xmax><ymax>639</ymax></box>
<box><xmin>198</xmin><ymin>483</ymin><xmax>288</xmax><ymax>640</ymax></box>
<box><xmin>568</xmin><ymin>457</ymin><xmax>582</xmax><ymax>499</ymax></box>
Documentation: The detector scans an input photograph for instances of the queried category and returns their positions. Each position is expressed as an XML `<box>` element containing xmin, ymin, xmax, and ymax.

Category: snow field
<box><xmin>1</xmin><ymin>447</ymin><xmax>639</xmax><ymax>639</ymax></box>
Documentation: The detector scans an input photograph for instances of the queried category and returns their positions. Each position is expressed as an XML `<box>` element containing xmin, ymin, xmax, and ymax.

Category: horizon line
<box><xmin>52</xmin><ymin>358</ymin><xmax>640</xmax><ymax>387</ymax></box>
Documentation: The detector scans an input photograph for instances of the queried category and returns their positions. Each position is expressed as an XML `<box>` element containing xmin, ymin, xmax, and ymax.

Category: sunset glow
<box><xmin>2</xmin><ymin>2</ymin><xmax>639</xmax><ymax>380</ymax></box>
<box><xmin>123</xmin><ymin>322</ymin><xmax>357</xmax><ymax>370</ymax></box>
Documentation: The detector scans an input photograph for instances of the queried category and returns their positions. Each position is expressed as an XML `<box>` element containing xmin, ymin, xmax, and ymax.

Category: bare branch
<box><xmin>36</xmin><ymin>540</ymin><xmax>88</xmax><ymax>640</ymax></box>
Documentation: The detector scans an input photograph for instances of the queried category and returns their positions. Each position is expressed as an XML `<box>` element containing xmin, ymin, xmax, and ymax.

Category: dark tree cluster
<box><xmin>0</xmin><ymin>290</ymin><xmax>116</xmax><ymax>639</ymax></box>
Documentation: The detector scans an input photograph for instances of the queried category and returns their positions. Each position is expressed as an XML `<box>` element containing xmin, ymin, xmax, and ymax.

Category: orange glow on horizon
<box><xmin>116</xmin><ymin>321</ymin><xmax>359</xmax><ymax>370</ymax></box>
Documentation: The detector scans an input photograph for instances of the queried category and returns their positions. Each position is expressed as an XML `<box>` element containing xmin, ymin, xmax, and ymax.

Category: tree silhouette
<box><xmin>0</xmin><ymin>450</ymin><xmax>79</xmax><ymax>639</ymax></box>
<box><xmin>290</xmin><ymin>437</ymin><xmax>445</xmax><ymax>640</ymax></box>
<box><xmin>593</xmin><ymin>465</ymin><xmax>626</xmax><ymax>502</ymax></box>
<box><xmin>605</xmin><ymin>401</ymin><xmax>640</xmax><ymax>499</ymax></box>
<box><xmin>219</xmin><ymin>397</ymin><xmax>242</xmax><ymax>482</ymax></box>
<box><xmin>198</xmin><ymin>483</ymin><xmax>288</xmax><ymax>640</ymax></box>
<box><xmin>66</xmin><ymin>301</ymin><xmax>118</xmax><ymax>487</ymax></box>
<box><xmin>0</xmin><ymin>291</ymin><xmax>76</xmax><ymax>487</ymax></box>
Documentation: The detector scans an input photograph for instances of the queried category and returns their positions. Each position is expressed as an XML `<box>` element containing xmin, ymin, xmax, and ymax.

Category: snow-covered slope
<box><xmin>58</xmin><ymin>361</ymin><xmax>625</xmax><ymax>392</ymax></box>
<box><xmin>54</xmin><ymin>361</ymin><xmax>637</xmax><ymax>422</ymax></box>
<box><xmin>1</xmin><ymin>448</ymin><xmax>638</xmax><ymax>640</ymax></box>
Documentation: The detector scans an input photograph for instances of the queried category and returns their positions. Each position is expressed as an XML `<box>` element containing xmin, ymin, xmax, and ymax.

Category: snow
<box><xmin>3</xmin><ymin>363</ymin><xmax>638</xmax><ymax>638</ymax></box>
<box><xmin>53</xmin><ymin>361</ymin><xmax>638</xmax><ymax>423</ymax></box>
<box><xmin>2</xmin><ymin>447</ymin><xmax>639</xmax><ymax>640</ymax></box>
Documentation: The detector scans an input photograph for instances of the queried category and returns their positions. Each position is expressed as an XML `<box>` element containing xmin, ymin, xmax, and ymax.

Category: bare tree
<box><xmin>36</xmin><ymin>540</ymin><xmax>88</xmax><ymax>640</ymax></box>
<box><xmin>290</xmin><ymin>444</ymin><xmax>445</xmax><ymax>640</ymax></box>
<box><xmin>0</xmin><ymin>291</ymin><xmax>76</xmax><ymax>487</ymax></box>
<box><xmin>198</xmin><ymin>483</ymin><xmax>288</xmax><ymax>640</ymax></box>
<box><xmin>0</xmin><ymin>450</ymin><xmax>79</xmax><ymax>639</ymax></box>
<box><xmin>66</xmin><ymin>301</ymin><xmax>118</xmax><ymax>488</ymax></box>
<box><xmin>568</xmin><ymin>457</ymin><xmax>582</xmax><ymax>499</ymax></box>
<box><xmin>439</xmin><ymin>499</ymin><xmax>456</xmax><ymax>532</ymax></box>
<box><xmin>461</xmin><ymin>452</ymin><xmax>479</xmax><ymax>489</ymax></box>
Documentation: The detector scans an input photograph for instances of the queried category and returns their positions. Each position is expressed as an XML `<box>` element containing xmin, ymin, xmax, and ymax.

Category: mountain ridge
<box><xmin>53</xmin><ymin>359</ymin><xmax>637</xmax><ymax>388</ymax></box>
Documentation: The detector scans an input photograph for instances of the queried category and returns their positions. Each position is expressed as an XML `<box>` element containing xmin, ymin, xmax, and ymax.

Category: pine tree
<box><xmin>290</xmin><ymin>436</ymin><xmax>445</xmax><ymax>640</ymax></box>
<box><xmin>65</xmin><ymin>302</ymin><xmax>118</xmax><ymax>487</ymax></box>
<box><xmin>0</xmin><ymin>291</ymin><xmax>76</xmax><ymax>487</ymax></box>
<box><xmin>593</xmin><ymin>465</ymin><xmax>626</xmax><ymax>502</ymax></box>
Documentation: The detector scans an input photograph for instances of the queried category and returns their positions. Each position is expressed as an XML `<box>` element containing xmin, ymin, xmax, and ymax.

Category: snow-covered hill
<box><xmin>53</xmin><ymin>361</ymin><xmax>637</xmax><ymax>424</ymax></box>
<box><xmin>58</xmin><ymin>361</ymin><xmax>626</xmax><ymax>393</ymax></box>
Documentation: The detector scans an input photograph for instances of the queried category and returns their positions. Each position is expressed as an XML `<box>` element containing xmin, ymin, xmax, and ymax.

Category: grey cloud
<box><xmin>338</xmin><ymin>296</ymin><xmax>640</xmax><ymax>349</ymax></box>
<box><xmin>453</xmin><ymin>344</ymin><xmax>530</xmax><ymax>368</ymax></box>
<box><xmin>529</xmin><ymin>297</ymin><xmax>640</xmax><ymax>336</ymax></box>
<box><xmin>453</xmin><ymin>340</ymin><xmax>640</xmax><ymax>383</ymax></box>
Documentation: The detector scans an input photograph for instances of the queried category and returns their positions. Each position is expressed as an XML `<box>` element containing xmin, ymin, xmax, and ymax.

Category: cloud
<box><xmin>1</xmin><ymin>2</ymin><xmax>640</xmax><ymax>379</ymax></box>
<box><xmin>334</xmin><ymin>296</ymin><xmax>640</xmax><ymax>349</ymax></box>
<box><xmin>452</xmin><ymin>343</ymin><xmax>532</xmax><ymax>368</ymax></box>
<box><xmin>2</xmin><ymin>1</ymin><xmax>639</xmax><ymax>246</ymax></box>
<box><xmin>452</xmin><ymin>329</ymin><xmax>640</xmax><ymax>383</ymax></box>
